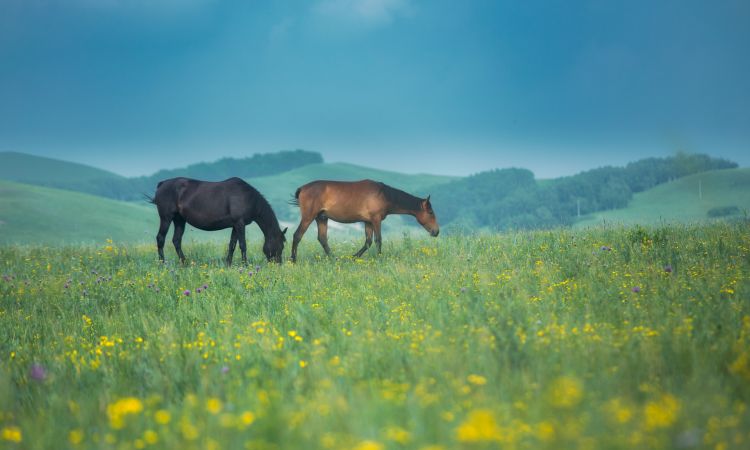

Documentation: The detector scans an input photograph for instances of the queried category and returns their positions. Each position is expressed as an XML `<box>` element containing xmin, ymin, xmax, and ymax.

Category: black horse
<box><xmin>148</xmin><ymin>177</ymin><xmax>287</xmax><ymax>264</ymax></box>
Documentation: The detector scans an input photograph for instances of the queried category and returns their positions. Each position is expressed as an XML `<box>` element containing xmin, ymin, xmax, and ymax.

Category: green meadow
<box><xmin>1</xmin><ymin>222</ymin><xmax>749</xmax><ymax>449</ymax></box>
<box><xmin>577</xmin><ymin>168</ymin><xmax>750</xmax><ymax>227</ymax></box>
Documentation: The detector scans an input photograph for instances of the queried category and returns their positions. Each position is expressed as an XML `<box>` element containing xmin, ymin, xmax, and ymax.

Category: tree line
<box><xmin>429</xmin><ymin>153</ymin><xmax>738</xmax><ymax>230</ymax></box>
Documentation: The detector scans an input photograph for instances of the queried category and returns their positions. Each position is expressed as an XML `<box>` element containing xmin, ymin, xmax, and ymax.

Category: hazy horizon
<box><xmin>1</xmin><ymin>0</ymin><xmax>748</xmax><ymax>178</ymax></box>
<box><xmin>3</xmin><ymin>147</ymin><xmax>745</xmax><ymax>181</ymax></box>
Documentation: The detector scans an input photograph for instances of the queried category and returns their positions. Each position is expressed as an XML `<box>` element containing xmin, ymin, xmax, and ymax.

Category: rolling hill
<box><xmin>0</xmin><ymin>180</ymin><xmax>155</xmax><ymax>245</ymax></box>
<box><xmin>575</xmin><ymin>168</ymin><xmax>750</xmax><ymax>227</ymax></box>
<box><xmin>0</xmin><ymin>180</ymin><xmax>284</xmax><ymax>246</ymax></box>
<box><xmin>0</xmin><ymin>151</ymin><xmax>123</xmax><ymax>185</ymax></box>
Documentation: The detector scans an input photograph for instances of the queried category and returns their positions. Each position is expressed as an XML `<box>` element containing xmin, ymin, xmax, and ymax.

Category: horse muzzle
<box><xmin>430</xmin><ymin>229</ymin><xmax>440</xmax><ymax>237</ymax></box>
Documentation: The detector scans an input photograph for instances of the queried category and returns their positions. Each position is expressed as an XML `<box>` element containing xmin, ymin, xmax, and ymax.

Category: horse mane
<box><xmin>250</xmin><ymin>185</ymin><xmax>283</xmax><ymax>236</ymax></box>
<box><xmin>378</xmin><ymin>182</ymin><xmax>423</xmax><ymax>212</ymax></box>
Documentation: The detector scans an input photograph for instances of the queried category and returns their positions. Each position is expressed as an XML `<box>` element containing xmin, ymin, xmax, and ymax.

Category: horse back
<box><xmin>295</xmin><ymin>179</ymin><xmax>387</xmax><ymax>220</ymax></box>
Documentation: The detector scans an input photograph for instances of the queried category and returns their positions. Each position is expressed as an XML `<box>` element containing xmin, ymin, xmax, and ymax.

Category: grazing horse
<box><xmin>290</xmin><ymin>179</ymin><xmax>439</xmax><ymax>261</ymax></box>
<box><xmin>148</xmin><ymin>177</ymin><xmax>287</xmax><ymax>264</ymax></box>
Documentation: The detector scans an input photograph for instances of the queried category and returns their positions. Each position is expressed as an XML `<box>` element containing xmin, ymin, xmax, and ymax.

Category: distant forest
<box><xmin>430</xmin><ymin>153</ymin><xmax>738</xmax><ymax>230</ymax></box>
<box><xmin>60</xmin><ymin>150</ymin><xmax>323</xmax><ymax>201</ymax></box>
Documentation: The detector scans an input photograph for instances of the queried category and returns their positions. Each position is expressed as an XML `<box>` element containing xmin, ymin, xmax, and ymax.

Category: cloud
<box><xmin>313</xmin><ymin>0</ymin><xmax>413</xmax><ymax>27</ymax></box>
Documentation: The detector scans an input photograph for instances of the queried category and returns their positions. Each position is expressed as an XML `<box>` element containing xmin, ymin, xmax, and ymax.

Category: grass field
<box><xmin>1</xmin><ymin>222</ymin><xmax>749</xmax><ymax>449</ymax></box>
<box><xmin>576</xmin><ymin>168</ymin><xmax>750</xmax><ymax>227</ymax></box>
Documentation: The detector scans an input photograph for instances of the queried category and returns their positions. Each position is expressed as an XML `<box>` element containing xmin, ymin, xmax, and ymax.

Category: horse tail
<box><xmin>144</xmin><ymin>180</ymin><xmax>165</xmax><ymax>204</ymax></box>
<box><xmin>287</xmin><ymin>187</ymin><xmax>301</xmax><ymax>207</ymax></box>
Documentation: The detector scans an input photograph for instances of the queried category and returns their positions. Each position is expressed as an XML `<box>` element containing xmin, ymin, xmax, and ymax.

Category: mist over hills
<box><xmin>0</xmin><ymin>150</ymin><xmax>745</xmax><ymax>244</ymax></box>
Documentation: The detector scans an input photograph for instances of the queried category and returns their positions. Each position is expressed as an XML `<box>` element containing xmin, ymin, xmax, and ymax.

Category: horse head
<box><xmin>263</xmin><ymin>227</ymin><xmax>288</xmax><ymax>263</ymax></box>
<box><xmin>415</xmin><ymin>195</ymin><xmax>439</xmax><ymax>237</ymax></box>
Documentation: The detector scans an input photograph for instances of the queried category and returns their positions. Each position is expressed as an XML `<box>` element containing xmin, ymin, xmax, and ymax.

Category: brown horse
<box><xmin>290</xmin><ymin>179</ymin><xmax>439</xmax><ymax>261</ymax></box>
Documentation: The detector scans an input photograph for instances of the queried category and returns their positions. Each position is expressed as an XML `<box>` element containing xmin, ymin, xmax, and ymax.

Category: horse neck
<box><xmin>255</xmin><ymin>213</ymin><xmax>281</xmax><ymax>239</ymax></box>
<box><xmin>254</xmin><ymin>203</ymin><xmax>281</xmax><ymax>239</ymax></box>
<box><xmin>386</xmin><ymin>192</ymin><xmax>423</xmax><ymax>216</ymax></box>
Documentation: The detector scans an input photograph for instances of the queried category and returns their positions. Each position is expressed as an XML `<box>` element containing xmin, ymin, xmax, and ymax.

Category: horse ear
<box><xmin>426</xmin><ymin>195</ymin><xmax>431</xmax><ymax>202</ymax></box>
<box><xmin>282</xmin><ymin>227</ymin><xmax>288</xmax><ymax>235</ymax></box>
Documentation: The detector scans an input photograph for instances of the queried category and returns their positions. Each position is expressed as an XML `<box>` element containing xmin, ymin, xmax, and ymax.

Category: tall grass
<box><xmin>1</xmin><ymin>223</ymin><xmax>749</xmax><ymax>449</ymax></box>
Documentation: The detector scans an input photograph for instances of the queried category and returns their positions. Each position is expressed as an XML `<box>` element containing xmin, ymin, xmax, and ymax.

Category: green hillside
<box><xmin>248</xmin><ymin>162</ymin><xmax>456</xmax><ymax>222</ymax></box>
<box><xmin>575</xmin><ymin>168</ymin><xmax>750</xmax><ymax>227</ymax></box>
<box><xmin>0</xmin><ymin>180</ymin><xmax>281</xmax><ymax>247</ymax></box>
<box><xmin>0</xmin><ymin>151</ymin><xmax>123</xmax><ymax>184</ymax></box>
<box><xmin>0</xmin><ymin>180</ymin><xmax>156</xmax><ymax>245</ymax></box>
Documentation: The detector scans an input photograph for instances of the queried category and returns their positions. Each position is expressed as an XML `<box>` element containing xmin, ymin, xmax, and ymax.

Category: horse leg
<box><xmin>291</xmin><ymin>217</ymin><xmax>314</xmax><ymax>263</ymax></box>
<box><xmin>353</xmin><ymin>222</ymin><xmax>373</xmax><ymax>258</ymax></box>
<box><xmin>226</xmin><ymin>228</ymin><xmax>238</xmax><ymax>266</ymax></box>
<box><xmin>156</xmin><ymin>217</ymin><xmax>171</xmax><ymax>262</ymax></box>
<box><xmin>172</xmin><ymin>216</ymin><xmax>187</xmax><ymax>264</ymax></box>
<box><xmin>373</xmin><ymin>219</ymin><xmax>383</xmax><ymax>254</ymax></box>
<box><xmin>237</xmin><ymin>223</ymin><xmax>248</xmax><ymax>265</ymax></box>
<box><xmin>316</xmin><ymin>216</ymin><xmax>332</xmax><ymax>257</ymax></box>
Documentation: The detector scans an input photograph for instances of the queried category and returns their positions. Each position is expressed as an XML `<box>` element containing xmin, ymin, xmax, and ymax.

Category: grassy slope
<box><xmin>575</xmin><ymin>168</ymin><xmax>750</xmax><ymax>227</ymax></box>
<box><xmin>0</xmin><ymin>151</ymin><xmax>123</xmax><ymax>184</ymax></box>
<box><xmin>0</xmin><ymin>180</ymin><xmax>156</xmax><ymax>245</ymax></box>
<box><xmin>0</xmin><ymin>223</ymin><xmax>748</xmax><ymax>449</ymax></box>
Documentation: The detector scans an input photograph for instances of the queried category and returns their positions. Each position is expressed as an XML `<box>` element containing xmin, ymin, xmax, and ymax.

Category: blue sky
<box><xmin>1</xmin><ymin>0</ymin><xmax>748</xmax><ymax>178</ymax></box>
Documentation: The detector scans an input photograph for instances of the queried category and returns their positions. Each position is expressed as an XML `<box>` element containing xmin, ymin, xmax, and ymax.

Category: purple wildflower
<box><xmin>460</xmin><ymin>287</ymin><xmax>467</xmax><ymax>293</ymax></box>
<box><xmin>247</xmin><ymin>271</ymin><xmax>254</xmax><ymax>277</ymax></box>
<box><xmin>183</xmin><ymin>289</ymin><xmax>191</xmax><ymax>296</ymax></box>
<box><xmin>631</xmin><ymin>286</ymin><xmax>641</xmax><ymax>293</ymax></box>
<box><xmin>664</xmin><ymin>265</ymin><xmax>673</xmax><ymax>273</ymax></box>
<box><xmin>196</xmin><ymin>288</ymin><xmax>202</xmax><ymax>294</ymax></box>
<box><xmin>202</xmin><ymin>284</ymin><xmax>208</xmax><ymax>290</ymax></box>
<box><xmin>221</xmin><ymin>365</ymin><xmax>230</xmax><ymax>374</ymax></box>
<box><xmin>29</xmin><ymin>364</ymin><xmax>47</xmax><ymax>381</ymax></box>
<box><xmin>600</xmin><ymin>245</ymin><xmax>612</xmax><ymax>251</ymax></box>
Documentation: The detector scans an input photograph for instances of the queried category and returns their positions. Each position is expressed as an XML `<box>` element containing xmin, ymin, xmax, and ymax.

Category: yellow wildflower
<box><xmin>353</xmin><ymin>440</ymin><xmax>384</xmax><ymax>450</ymax></box>
<box><xmin>107</xmin><ymin>397</ymin><xmax>143</xmax><ymax>429</ymax></box>
<box><xmin>456</xmin><ymin>409</ymin><xmax>501</xmax><ymax>442</ymax></box>
<box><xmin>206</xmin><ymin>397</ymin><xmax>223</xmax><ymax>414</ymax></box>
<box><xmin>644</xmin><ymin>394</ymin><xmax>680</xmax><ymax>429</ymax></box>
<box><xmin>1</xmin><ymin>426</ymin><xmax>22</xmax><ymax>443</ymax></box>
<box><xmin>384</xmin><ymin>426</ymin><xmax>411</xmax><ymax>444</ymax></box>
<box><xmin>180</xmin><ymin>420</ymin><xmax>199</xmax><ymax>440</ymax></box>
<box><xmin>68</xmin><ymin>429</ymin><xmax>84</xmax><ymax>445</ymax></box>
<box><xmin>240</xmin><ymin>411</ymin><xmax>256</xmax><ymax>427</ymax></box>
<box><xmin>154</xmin><ymin>410</ymin><xmax>171</xmax><ymax>425</ymax></box>
<box><xmin>548</xmin><ymin>376</ymin><xmax>583</xmax><ymax>408</ymax></box>
<box><xmin>537</xmin><ymin>421</ymin><xmax>555</xmax><ymax>442</ymax></box>
<box><xmin>143</xmin><ymin>430</ymin><xmax>158</xmax><ymax>445</ymax></box>
<box><xmin>604</xmin><ymin>398</ymin><xmax>632</xmax><ymax>424</ymax></box>
<box><xmin>467</xmin><ymin>374</ymin><xmax>487</xmax><ymax>386</ymax></box>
